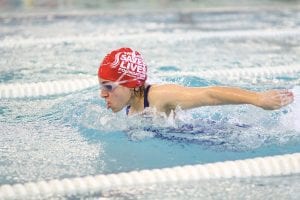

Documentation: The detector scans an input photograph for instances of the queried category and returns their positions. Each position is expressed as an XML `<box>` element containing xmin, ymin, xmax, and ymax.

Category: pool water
<box><xmin>1</xmin><ymin>2</ymin><xmax>300</xmax><ymax>199</ymax></box>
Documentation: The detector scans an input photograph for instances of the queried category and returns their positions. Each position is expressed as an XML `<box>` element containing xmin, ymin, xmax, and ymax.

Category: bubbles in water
<box><xmin>81</xmin><ymin>104</ymin><xmax>129</xmax><ymax>132</ymax></box>
<box><xmin>79</xmin><ymin>101</ymin><xmax>300</xmax><ymax>152</ymax></box>
<box><xmin>280</xmin><ymin>86</ymin><xmax>300</xmax><ymax>132</ymax></box>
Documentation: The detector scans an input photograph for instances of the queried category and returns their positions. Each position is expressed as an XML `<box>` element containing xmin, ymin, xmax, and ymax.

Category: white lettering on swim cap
<box><xmin>116</xmin><ymin>51</ymin><xmax>147</xmax><ymax>80</ymax></box>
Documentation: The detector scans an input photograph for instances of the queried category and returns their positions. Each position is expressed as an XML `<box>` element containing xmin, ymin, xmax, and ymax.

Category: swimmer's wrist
<box><xmin>252</xmin><ymin>92</ymin><xmax>263</xmax><ymax>108</ymax></box>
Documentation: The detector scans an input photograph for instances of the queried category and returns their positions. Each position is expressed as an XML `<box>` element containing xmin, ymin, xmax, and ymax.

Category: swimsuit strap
<box><xmin>126</xmin><ymin>85</ymin><xmax>151</xmax><ymax>115</ymax></box>
<box><xmin>144</xmin><ymin>85</ymin><xmax>151</xmax><ymax>108</ymax></box>
<box><xmin>126</xmin><ymin>105</ymin><xmax>130</xmax><ymax>115</ymax></box>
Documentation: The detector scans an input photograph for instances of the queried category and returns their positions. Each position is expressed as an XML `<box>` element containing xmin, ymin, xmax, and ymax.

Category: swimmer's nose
<box><xmin>100</xmin><ymin>89</ymin><xmax>109</xmax><ymax>98</ymax></box>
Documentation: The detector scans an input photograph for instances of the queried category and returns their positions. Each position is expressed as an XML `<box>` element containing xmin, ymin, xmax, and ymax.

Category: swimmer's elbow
<box><xmin>201</xmin><ymin>86</ymin><xmax>222</xmax><ymax>106</ymax></box>
<box><xmin>178</xmin><ymin>88</ymin><xmax>220</xmax><ymax>108</ymax></box>
<box><xmin>203</xmin><ymin>87</ymin><xmax>224</xmax><ymax>105</ymax></box>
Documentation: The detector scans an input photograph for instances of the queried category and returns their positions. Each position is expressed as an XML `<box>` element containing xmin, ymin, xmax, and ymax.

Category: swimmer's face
<box><xmin>99</xmin><ymin>78</ymin><xmax>131</xmax><ymax>112</ymax></box>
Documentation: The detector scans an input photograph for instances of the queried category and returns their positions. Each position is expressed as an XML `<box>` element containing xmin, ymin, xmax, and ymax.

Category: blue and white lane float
<box><xmin>0</xmin><ymin>65</ymin><xmax>299</xmax><ymax>99</ymax></box>
<box><xmin>0</xmin><ymin>153</ymin><xmax>299</xmax><ymax>199</ymax></box>
<box><xmin>0</xmin><ymin>77</ymin><xmax>98</xmax><ymax>99</ymax></box>
<box><xmin>2</xmin><ymin>28</ymin><xmax>300</xmax><ymax>48</ymax></box>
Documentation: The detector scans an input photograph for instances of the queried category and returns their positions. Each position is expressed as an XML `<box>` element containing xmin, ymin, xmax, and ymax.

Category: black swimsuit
<box><xmin>126</xmin><ymin>85</ymin><xmax>151</xmax><ymax>115</ymax></box>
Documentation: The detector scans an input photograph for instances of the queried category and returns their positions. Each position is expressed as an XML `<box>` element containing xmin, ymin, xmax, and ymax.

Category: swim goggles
<box><xmin>100</xmin><ymin>72</ymin><xmax>140</xmax><ymax>92</ymax></box>
<box><xmin>100</xmin><ymin>79</ymin><xmax>138</xmax><ymax>92</ymax></box>
<box><xmin>100</xmin><ymin>80</ymin><xmax>127</xmax><ymax>92</ymax></box>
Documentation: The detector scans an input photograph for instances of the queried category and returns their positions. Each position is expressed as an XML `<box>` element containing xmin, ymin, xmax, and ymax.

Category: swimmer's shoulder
<box><xmin>149</xmin><ymin>83</ymin><xmax>183</xmax><ymax>92</ymax></box>
<box><xmin>148</xmin><ymin>84</ymin><xmax>183</xmax><ymax>113</ymax></box>
<box><xmin>149</xmin><ymin>84</ymin><xmax>187</xmax><ymax>98</ymax></box>
<box><xmin>148</xmin><ymin>84</ymin><xmax>179</xmax><ymax>99</ymax></box>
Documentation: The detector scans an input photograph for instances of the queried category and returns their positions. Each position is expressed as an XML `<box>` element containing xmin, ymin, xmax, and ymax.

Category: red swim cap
<box><xmin>98</xmin><ymin>47</ymin><xmax>147</xmax><ymax>88</ymax></box>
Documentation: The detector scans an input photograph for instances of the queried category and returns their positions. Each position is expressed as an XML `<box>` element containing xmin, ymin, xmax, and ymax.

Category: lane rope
<box><xmin>0</xmin><ymin>65</ymin><xmax>299</xmax><ymax>99</ymax></box>
<box><xmin>0</xmin><ymin>153</ymin><xmax>299</xmax><ymax>199</ymax></box>
<box><xmin>157</xmin><ymin>65</ymin><xmax>300</xmax><ymax>79</ymax></box>
<box><xmin>0</xmin><ymin>77</ymin><xmax>97</xmax><ymax>99</ymax></box>
<box><xmin>2</xmin><ymin>28</ymin><xmax>300</xmax><ymax>48</ymax></box>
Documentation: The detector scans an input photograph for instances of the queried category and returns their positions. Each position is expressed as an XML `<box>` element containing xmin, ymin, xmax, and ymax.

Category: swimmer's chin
<box><xmin>108</xmin><ymin>107</ymin><xmax>123</xmax><ymax>113</ymax></box>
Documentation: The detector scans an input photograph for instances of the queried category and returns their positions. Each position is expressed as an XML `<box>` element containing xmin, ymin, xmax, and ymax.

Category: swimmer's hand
<box><xmin>257</xmin><ymin>90</ymin><xmax>294</xmax><ymax>110</ymax></box>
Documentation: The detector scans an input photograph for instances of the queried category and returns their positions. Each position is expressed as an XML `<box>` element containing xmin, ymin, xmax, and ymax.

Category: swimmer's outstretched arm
<box><xmin>151</xmin><ymin>85</ymin><xmax>294</xmax><ymax>112</ymax></box>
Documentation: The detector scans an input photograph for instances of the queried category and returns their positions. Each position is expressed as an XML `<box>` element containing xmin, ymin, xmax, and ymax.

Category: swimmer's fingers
<box><xmin>279</xmin><ymin>92</ymin><xmax>294</xmax><ymax>107</ymax></box>
<box><xmin>272</xmin><ymin>90</ymin><xmax>294</xmax><ymax>108</ymax></box>
<box><xmin>269</xmin><ymin>90</ymin><xmax>292</xmax><ymax>98</ymax></box>
<box><xmin>278</xmin><ymin>90</ymin><xmax>293</xmax><ymax>97</ymax></box>
<box><xmin>260</xmin><ymin>90</ymin><xmax>294</xmax><ymax>110</ymax></box>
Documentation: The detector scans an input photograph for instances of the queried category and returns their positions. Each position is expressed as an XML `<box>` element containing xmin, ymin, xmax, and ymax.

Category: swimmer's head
<box><xmin>98</xmin><ymin>47</ymin><xmax>147</xmax><ymax>88</ymax></box>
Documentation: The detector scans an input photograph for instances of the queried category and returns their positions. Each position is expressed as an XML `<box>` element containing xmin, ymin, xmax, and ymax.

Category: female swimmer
<box><xmin>98</xmin><ymin>47</ymin><xmax>294</xmax><ymax>116</ymax></box>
